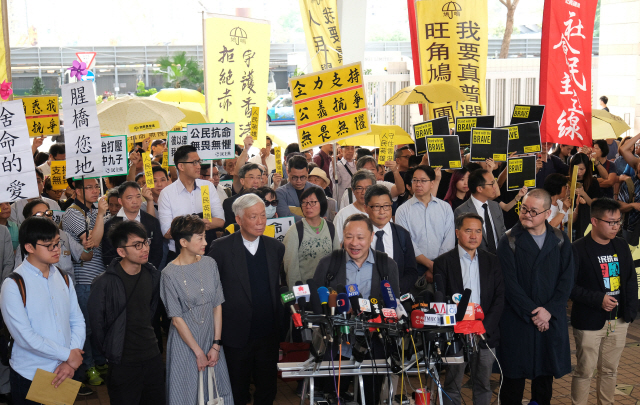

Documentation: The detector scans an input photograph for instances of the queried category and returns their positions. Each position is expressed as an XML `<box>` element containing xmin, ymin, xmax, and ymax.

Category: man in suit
<box><xmin>570</xmin><ymin>198</ymin><xmax>638</xmax><ymax>405</ymax></box>
<box><xmin>222</xmin><ymin>162</ymin><xmax>262</xmax><ymax>226</ymax></box>
<box><xmin>276</xmin><ymin>155</ymin><xmax>317</xmax><ymax>221</ymax></box>
<box><xmin>454</xmin><ymin>169</ymin><xmax>506</xmax><ymax>254</ymax></box>
<box><xmin>364</xmin><ymin>184</ymin><xmax>419</xmax><ymax>294</ymax></box>
<box><xmin>434</xmin><ymin>212</ymin><xmax>504</xmax><ymax>405</ymax></box>
<box><xmin>208</xmin><ymin>194</ymin><xmax>285</xmax><ymax>405</ymax></box>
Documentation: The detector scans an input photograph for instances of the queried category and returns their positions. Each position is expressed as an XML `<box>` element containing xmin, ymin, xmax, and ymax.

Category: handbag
<box><xmin>198</xmin><ymin>366</ymin><xmax>224</xmax><ymax>405</ymax></box>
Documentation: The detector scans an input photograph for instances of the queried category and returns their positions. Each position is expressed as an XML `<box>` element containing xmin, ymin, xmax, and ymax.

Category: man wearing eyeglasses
<box><xmin>222</xmin><ymin>163</ymin><xmax>264</xmax><ymax>226</ymax></box>
<box><xmin>275</xmin><ymin>155</ymin><xmax>317</xmax><ymax>221</ymax></box>
<box><xmin>88</xmin><ymin>220</ymin><xmax>165</xmax><ymax>404</ymax></box>
<box><xmin>454</xmin><ymin>169</ymin><xmax>506</xmax><ymax>254</ymax></box>
<box><xmin>496</xmin><ymin>189</ymin><xmax>574</xmax><ymax>405</ymax></box>
<box><xmin>37</xmin><ymin>142</ymin><xmax>65</xmax><ymax>177</ymax></box>
<box><xmin>570</xmin><ymin>198</ymin><xmax>638</xmax><ymax>405</ymax></box>
<box><xmin>364</xmin><ymin>184</ymin><xmax>418</xmax><ymax>294</ymax></box>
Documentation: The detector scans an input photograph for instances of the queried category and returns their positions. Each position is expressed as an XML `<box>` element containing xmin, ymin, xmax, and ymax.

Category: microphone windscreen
<box><xmin>328</xmin><ymin>292</ymin><xmax>338</xmax><ymax>308</ymax></box>
<box><xmin>411</xmin><ymin>310</ymin><xmax>425</xmax><ymax>329</ymax></box>
<box><xmin>317</xmin><ymin>287</ymin><xmax>330</xmax><ymax>304</ymax></box>
<box><xmin>349</xmin><ymin>293</ymin><xmax>362</xmax><ymax>315</ymax></box>
<box><xmin>434</xmin><ymin>273</ymin><xmax>445</xmax><ymax>293</ymax></box>
<box><xmin>306</xmin><ymin>279</ymin><xmax>323</xmax><ymax>315</ymax></box>
<box><xmin>297</xmin><ymin>296</ymin><xmax>307</xmax><ymax>312</ymax></box>
<box><xmin>455</xmin><ymin>288</ymin><xmax>472</xmax><ymax>323</ymax></box>
<box><xmin>434</xmin><ymin>291</ymin><xmax>445</xmax><ymax>303</ymax></box>
<box><xmin>336</xmin><ymin>284</ymin><xmax>347</xmax><ymax>294</ymax></box>
<box><xmin>380</xmin><ymin>280</ymin><xmax>397</xmax><ymax>309</ymax></box>
<box><xmin>418</xmin><ymin>290</ymin><xmax>434</xmax><ymax>305</ymax></box>
<box><xmin>336</xmin><ymin>293</ymin><xmax>350</xmax><ymax>314</ymax></box>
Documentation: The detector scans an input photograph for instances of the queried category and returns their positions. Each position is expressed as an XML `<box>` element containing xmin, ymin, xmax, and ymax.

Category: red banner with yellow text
<box><xmin>539</xmin><ymin>0</ymin><xmax>597</xmax><ymax>147</ymax></box>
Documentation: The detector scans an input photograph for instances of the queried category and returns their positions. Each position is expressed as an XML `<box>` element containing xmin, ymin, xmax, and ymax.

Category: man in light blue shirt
<box><xmin>396</xmin><ymin>165</ymin><xmax>455</xmax><ymax>286</ymax></box>
<box><xmin>0</xmin><ymin>216</ymin><xmax>85</xmax><ymax>403</ymax></box>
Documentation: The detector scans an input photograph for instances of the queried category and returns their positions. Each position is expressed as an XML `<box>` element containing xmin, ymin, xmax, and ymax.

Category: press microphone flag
<box><xmin>380</xmin><ymin>280</ymin><xmax>397</xmax><ymax>309</ymax></box>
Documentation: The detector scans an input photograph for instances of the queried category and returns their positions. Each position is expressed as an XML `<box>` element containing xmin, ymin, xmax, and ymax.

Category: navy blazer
<box><xmin>389</xmin><ymin>223</ymin><xmax>420</xmax><ymax>294</ymax></box>
<box><xmin>275</xmin><ymin>182</ymin><xmax>318</xmax><ymax>221</ymax></box>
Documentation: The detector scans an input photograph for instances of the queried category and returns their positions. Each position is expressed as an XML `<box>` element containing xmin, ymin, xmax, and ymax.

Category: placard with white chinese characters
<box><xmin>0</xmin><ymin>171</ymin><xmax>39</xmax><ymax>202</ymax></box>
<box><xmin>66</xmin><ymin>127</ymin><xmax>103</xmax><ymax>178</ymax></box>
<box><xmin>186</xmin><ymin>124</ymin><xmax>235</xmax><ymax>160</ymax></box>
<box><xmin>62</xmin><ymin>83</ymin><xmax>100</xmax><ymax>131</ymax></box>
<box><xmin>266</xmin><ymin>216</ymin><xmax>294</xmax><ymax>243</ymax></box>
<box><xmin>167</xmin><ymin>131</ymin><xmax>187</xmax><ymax>167</ymax></box>
<box><xmin>0</xmin><ymin>100</ymin><xmax>30</xmax><ymax>154</ymax></box>
<box><xmin>101</xmin><ymin>135</ymin><xmax>129</xmax><ymax>178</ymax></box>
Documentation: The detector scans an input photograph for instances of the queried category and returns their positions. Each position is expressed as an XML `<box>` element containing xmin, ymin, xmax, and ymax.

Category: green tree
<box><xmin>30</xmin><ymin>77</ymin><xmax>46</xmax><ymax>95</ymax></box>
<box><xmin>156</xmin><ymin>51</ymin><xmax>204</xmax><ymax>90</ymax></box>
<box><xmin>594</xmin><ymin>0</ymin><xmax>601</xmax><ymax>38</ymax></box>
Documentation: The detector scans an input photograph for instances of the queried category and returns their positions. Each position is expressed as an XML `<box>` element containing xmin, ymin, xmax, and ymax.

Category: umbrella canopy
<box><xmin>592</xmin><ymin>109</ymin><xmax>630</xmax><ymax>139</ymax></box>
<box><xmin>168</xmin><ymin>101</ymin><xmax>208</xmax><ymax>124</ymax></box>
<box><xmin>97</xmin><ymin>96</ymin><xmax>186</xmax><ymax>136</ymax></box>
<box><xmin>383</xmin><ymin>83</ymin><xmax>467</xmax><ymax>106</ymax></box>
<box><xmin>153</xmin><ymin>88</ymin><xmax>205</xmax><ymax>104</ymax></box>
<box><xmin>337</xmin><ymin>124</ymin><xmax>413</xmax><ymax>147</ymax></box>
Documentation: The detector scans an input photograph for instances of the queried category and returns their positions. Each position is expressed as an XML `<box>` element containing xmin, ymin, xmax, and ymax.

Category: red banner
<box><xmin>539</xmin><ymin>0</ymin><xmax>597</xmax><ymax>147</ymax></box>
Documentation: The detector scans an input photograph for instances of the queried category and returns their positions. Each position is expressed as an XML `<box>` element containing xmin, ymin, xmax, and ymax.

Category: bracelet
<box><xmin>83</xmin><ymin>248</ymin><xmax>93</xmax><ymax>254</ymax></box>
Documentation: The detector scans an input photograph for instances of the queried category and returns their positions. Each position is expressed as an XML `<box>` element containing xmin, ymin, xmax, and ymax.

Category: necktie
<box><xmin>375</xmin><ymin>230</ymin><xmax>386</xmax><ymax>253</ymax></box>
<box><xmin>482</xmin><ymin>203</ymin><xmax>497</xmax><ymax>254</ymax></box>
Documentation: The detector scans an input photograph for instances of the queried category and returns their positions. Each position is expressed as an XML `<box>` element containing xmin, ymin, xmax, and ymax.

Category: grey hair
<box><xmin>524</xmin><ymin>188</ymin><xmax>552</xmax><ymax>210</ymax></box>
<box><xmin>394</xmin><ymin>146</ymin><xmax>409</xmax><ymax>160</ymax></box>
<box><xmin>232</xmin><ymin>193</ymin><xmax>265</xmax><ymax>217</ymax></box>
<box><xmin>238</xmin><ymin>163</ymin><xmax>261</xmax><ymax>179</ymax></box>
<box><xmin>350</xmin><ymin>169</ymin><xmax>377</xmax><ymax>190</ymax></box>
<box><xmin>356</xmin><ymin>156</ymin><xmax>377</xmax><ymax>170</ymax></box>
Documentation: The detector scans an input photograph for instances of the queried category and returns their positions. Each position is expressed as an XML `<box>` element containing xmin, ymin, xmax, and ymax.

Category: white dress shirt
<box><xmin>158</xmin><ymin>177</ymin><xmax>224</xmax><ymax>252</ymax></box>
<box><xmin>339</xmin><ymin>180</ymin><xmax>397</xmax><ymax>210</ymax></box>
<box><xmin>37</xmin><ymin>161</ymin><xmax>51</xmax><ymax>176</ymax></box>
<box><xmin>333</xmin><ymin>203</ymin><xmax>368</xmax><ymax>243</ymax></box>
<box><xmin>458</xmin><ymin>245</ymin><xmax>481</xmax><ymax>305</ymax></box>
<box><xmin>372</xmin><ymin>221</ymin><xmax>394</xmax><ymax>258</ymax></box>
<box><xmin>242</xmin><ymin>235</ymin><xmax>260</xmax><ymax>255</ymax></box>
<box><xmin>117</xmin><ymin>207</ymin><xmax>141</xmax><ymax>222</ymax></box>
<box><xmin>470</xmin><ymin>195</ymin><xmax>498</xmax><ymax>247</ymax></box>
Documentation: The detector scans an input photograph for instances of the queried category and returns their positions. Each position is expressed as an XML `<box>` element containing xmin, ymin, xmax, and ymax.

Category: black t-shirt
<box><xmin>451</xmin><ymin>196</ymin><xmax>467</xmax><ymax>211</ymax></box>
<box><xmin>436</xmin><ymin>170</ymin><xmax>453</xmax><ymax>200</ymax></box>
<box><xmin>384</xmin><ymin>170</ymin><xmax>408</xmax><ymax>187</ymax></box>
<box><xmin>594</xmin><ymin>161</ymin><xmax>616</xmax><ymax>199</ymax></box>
<box><xmin>116</xmin><ymin>264</ymin><xmax>159</xmax><ymax>363</ymax></box>
<box><xmin>499</xmin><ymin>184</ymin><xmax>521</xmax><ymax>230</ymax></box>
<box><xmin>295</xmin><ymin>187</ymin><xmax>304</xmax><ymax>204</ymax></box>
<box><xmin>590</xmin><ymin>238</ymin><xmax>623</xmax><ymax>317</ymax></box>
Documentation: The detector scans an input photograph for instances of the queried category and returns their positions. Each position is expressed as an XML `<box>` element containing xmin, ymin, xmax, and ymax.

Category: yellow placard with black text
<box><xmin>50</xmin><ymin>161</ymin><xmax>67</xmax><ymax>190</ymax></box>
<box><xmin>274</xmin><ymin>147</ymin><xmax>283</xmax><ymax>176</ymax></box>
<box><xmin>22</xmin><ymin>96</ymin><xmax>60</xmax><ymax>137</ymax></box>
<box><xmin>378</xmin><ymin>131</ymin><xmax>395</xmax><ymax>165</ymax></box>
<box><xmin>425</xmin><ymin>135</ymin><xmax>462</xmax><ymax>169</ymax></box>
<box><xmin>507</xmin><ymin>155</ymin><xmax>537</xmax><ymax>191</ymax></box>
<box><xmin>142</xmin><ymin>153</ymin><xmax>154</xmax><ymax>189</ymax></box>
<box><xmin>469</xmin><ymin>127</ymin><xmax>508</xmax><ymax>162</ymax></box>
<box><xmin>299</xmin><ymin>0</ymin><xmax>342</xmax><ymax>72</ymax></box>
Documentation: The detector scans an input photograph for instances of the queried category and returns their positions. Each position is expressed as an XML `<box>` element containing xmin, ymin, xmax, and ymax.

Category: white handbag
<box><xmin>198</xmin><ymin>366</ymin><xmax>224</xmax><ymax>405</ymax></box>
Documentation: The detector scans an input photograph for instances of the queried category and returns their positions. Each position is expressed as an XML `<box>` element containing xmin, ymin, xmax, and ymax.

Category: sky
<box><xmin>8</xmin><ymin>0</ymin><xmax>545</xmax><ymax>47</ymax></box>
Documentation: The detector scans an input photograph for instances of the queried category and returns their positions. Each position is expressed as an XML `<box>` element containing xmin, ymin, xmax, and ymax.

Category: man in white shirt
<box><xmin>334</xmin><ymin>170</ymin><xmax>376</xmax><ymax>242</ymax></box>
<box><xmin>10</xmin><ymin>168</ymin><xmax>61</xmax><ymax>226</ymax></box>
<box><xmin>330</xmin><ymin>145</ymin><xmax>356</xmax><ymax>207</ymax></box>
<box><xmin>158</xmin><ymin>145</ymin><xmax>224</xmax><ymax>259</ymax></box>
<box><xmin>248</xmin><ymin>136</ymin><xmax>276</xmax><ymax>174</ymax></box>
<box><xmin>37</xmin><ymin>143</ymin><xmax>65</xmax><ymax>177</ymax></box>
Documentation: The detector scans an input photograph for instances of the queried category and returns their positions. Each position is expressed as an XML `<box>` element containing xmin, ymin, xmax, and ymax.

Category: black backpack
<box><xmin>323</xmin><ymin>249</ymin><xmax>390</xmax><ymax>287</ymax></box>
<box><xmin>0</xmin><ymin>269</ymin><xmax>70</xmax><ymax>366</ymax></box>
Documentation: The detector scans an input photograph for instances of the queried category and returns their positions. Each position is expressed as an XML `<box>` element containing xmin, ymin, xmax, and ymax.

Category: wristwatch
<box><xmin>212</xmin><ymin>339</ymin><xmax>222</xmax><ymax>346</ymax></box>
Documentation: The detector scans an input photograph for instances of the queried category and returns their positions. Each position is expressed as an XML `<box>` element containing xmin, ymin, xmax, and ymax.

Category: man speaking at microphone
<box><xmin>208</xmin><ymin>194</ymin><xmax>285</xmax><ymax>405</ymax></box>
<box><xmin>433</xmin><ymin>212</ymin><xmax>504</xmax><ymax>405</ymax></box>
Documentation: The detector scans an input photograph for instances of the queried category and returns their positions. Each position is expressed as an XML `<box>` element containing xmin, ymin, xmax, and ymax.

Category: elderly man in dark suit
<box><xmin>454</xmin><ymin>169</ymin><xmax>506</xmax><ymax>254</ymax></box>
<box><xmin>434</xmin><ymin>212</ymin><xmax>504</xmax><ymax>405</ymax></box>
<box><xmin>207</xmin><ymin>194</ymin><xmax>285</xmax><ymax>405</ymax></box>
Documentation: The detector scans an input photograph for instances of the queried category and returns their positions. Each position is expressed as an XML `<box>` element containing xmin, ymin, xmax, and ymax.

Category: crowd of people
<box><xmin>0</xmin><ymin>131</ymin><xmax>639</xmax><ymax>405</ymax></box>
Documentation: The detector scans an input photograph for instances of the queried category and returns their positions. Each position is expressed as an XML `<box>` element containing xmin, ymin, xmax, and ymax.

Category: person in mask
<box><xmin>282</xmin><ymin>187</ymin><xmax>339</xmax><ymax>289</ymax></box>
<box><xmin>256</xmin><ymin>187</ymin><xmax>278</xmax><ymax>219</ymax></box>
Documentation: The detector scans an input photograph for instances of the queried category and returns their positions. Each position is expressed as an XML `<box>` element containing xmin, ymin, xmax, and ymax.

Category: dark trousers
<box><xmin>500</xmin><ymin>375</ymin><xmax>553</xmax><ymax>405</ymax></box>
<box><xmin>9</xmin><ymin>368</ymin><xmax>38</xmax><ymax>405</ymax></box>
<box><xmin>106</xmin><ymin>354</ymin><xmax>165</xmax><ymax>405</ymax></box>
<box><xmin>225</xmin><ymin>334</ymin><xmax>279</xmax><ymax>405</ymax></box>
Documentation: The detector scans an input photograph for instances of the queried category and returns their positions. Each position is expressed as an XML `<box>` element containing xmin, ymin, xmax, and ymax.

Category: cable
<box><xmin>410</xmin><ymin>334</ymin><xmax>454</xmax><ymax>404</ymax></box>
<box><xmin>484</xmin><ymin>338</ymin><xmax>503</xmax><ymax>405</ymax></box>
<box><xmin>400</xmin><ymin>336</ymin><xmax>405</xmax><ymax>405</ymax></box>
<box><xmin>409</xmin><ymin>334</ymin><xmax>426</xmax><ymax>404</ymax></box>
<box><xmin>329</xmin><ymin>340</ymin><xmax>339</xmax><ymax>401</ymax></box>
<box><xmin>338</xmin><ymin>341</ymin><xmax>342</xmax><ymax>405</ymax></box>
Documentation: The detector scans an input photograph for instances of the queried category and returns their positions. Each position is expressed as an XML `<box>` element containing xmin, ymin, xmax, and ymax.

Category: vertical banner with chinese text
<box><xmin>203</xmin><ymin>13</ymin><xmax>270</xmax><ymax>147</ymax></box>
<box><xmin>416</xmin><ymin>0</ymin><xmax>488</xmax><ymax>125</ymax></box>
<box><xmin>539</xmin><ymin>0</ymin><xmax>597</xmax><ymax>146</ymax></box>
<box><xmin>299</xmin><ymin>0</ymin><xmax>342</xmax><ymax>72</ymax></box>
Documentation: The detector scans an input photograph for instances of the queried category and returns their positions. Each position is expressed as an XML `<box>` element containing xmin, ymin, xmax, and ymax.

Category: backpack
<box><xmin>296</xmin><ymin>220</ymin><xmax>335</xmax><ymax>248</ymax></box>
<box><xmin>504</xmin><ymin>227</ymin><xmax>565</xmax><ymax>253</ymax></box>
<box><xmin>0</xmin><ymin>269</ymin><xmax>70</xmax><ymax>366</ymax></box>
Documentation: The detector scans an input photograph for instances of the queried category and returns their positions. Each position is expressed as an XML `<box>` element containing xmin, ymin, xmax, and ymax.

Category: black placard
<box><xmin>469</xmin><ymin>128</ymin><xmax>509</xmax><ymax>162</ymax></box>
<box><xmin>413</xmin><ymin>116</ymin><xmax>449</xmax><ymax>155</ymax></box>
<box><xmin>510</xmin><ymin>105</ymin><xmax>545</xmax><ymax>125</ymax></box>
<box><xmin>507</xmin><ymin>155</ymin><xmax>537</xmax><ymax>191</ymax></box>
<box><xmin>455</xmin><ymin>115</ymin><xmax>495</xmax><ymax>146</ymax></box>
<box><xmin>425</xmin><ymin>135</ymin><xmax>462</xmax><ymax>170</ymax></box>
<box><xmin>502</xmin><ymin>121</ymin><xmax>541</xmax><ymax>156</ymax></box>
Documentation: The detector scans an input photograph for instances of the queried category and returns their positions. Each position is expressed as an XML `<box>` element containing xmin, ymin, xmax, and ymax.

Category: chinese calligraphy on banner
<box><xmin>539</xmin><ymin>1</ymin><xmax>597</xmax><ymax>146</ymax></box>
<box><xmin>203</xmin><ymin>13</ymin><xmax>270</xmax><ymax>147</ymax></box>
<box><xmin>167</xmin><ymin>131</ymin><xmax>187</xmax><ymax>167</ymax></box>
<box><xmin>290</xmin><ymin>62</ymin><xmax>371</xmax><ymax>150</ymax></box>
<box><xmin>378</xmin><ymin>131</ymin><xmax>395</xmax><ymax>165</ymax></box>
<box><xmin>416</xmin><ymin>0</ymin><xmax>488</xmax><ymax>125</ymax></box>
<box><xmin>186</xmin><ymin>123</ymin><xmax>235</xmax><ymax>160</ymax></box>
<box><xmin>266</xmin><ymin>216</ymin><xmax>294</xmax><ymax>243</ymax></box>
<box><xmin>101</xmin><ymin>135</ymin><xmax>128</xmax><ymax>177</ymax></box>
<box><xmin>0</xmin><ymin>100</ymin><xmax>38</xmax><ymax>202</ymax></box>
<box><xmin>274</xmin><ymin>146</ymin><xmax>283</xmax><ymax>176</ymax></box>
<box><xmin>62</xmin><ymin>81</ymin><xmax>103</xmax><ymax>179</ymax></box>
<box><xmin>50</xmin><ymin>161</ymin><xmax>67</xmax><ymax>190</ymax></box>
<box><xmin>298</xmin><ymin>0</ymin><xmax>342</xmax><ymax>72</ymax></box>
<box><xmin>22</xmin><ymin>96</ymin><xmax>60</xmax><ymax>137</ymax></box>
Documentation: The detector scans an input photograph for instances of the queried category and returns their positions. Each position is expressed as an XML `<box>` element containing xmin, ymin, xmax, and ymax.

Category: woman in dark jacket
<box><xmin>570</xmin><ymin>153</ymin><xmax>600</xmax><ymax>239</ymax></box>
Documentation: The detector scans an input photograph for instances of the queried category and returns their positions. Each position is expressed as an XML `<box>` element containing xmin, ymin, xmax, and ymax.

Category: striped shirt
<box><xmin>61</xmin><ymin>201</ymin><xmax>109</xmax><ymax>285</ymax></box>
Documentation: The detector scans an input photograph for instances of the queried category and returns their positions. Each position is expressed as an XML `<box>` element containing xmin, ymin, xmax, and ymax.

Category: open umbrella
<box><xmin>153</xmin><ymin>88</ymin><xmax>205</xmax><ymax>104</ymax></box>
<box><xmin>383</xmin><ymin>83</ymin><xmax>467</xmax><ymax>106</ymax></box>
<box><xmin>97</xmin><ymin>96</ymin><xmax>186</xmax><ymax>136</ymax></box>
<box><xmin>336</xmin><ymin>124</ymin><xmax>413</xmax><ymax>147</ymax></box>
<box><xmin>592</xmin><ymin>110</ymin><xmax>630</xmax><ymax>139</ymax></box>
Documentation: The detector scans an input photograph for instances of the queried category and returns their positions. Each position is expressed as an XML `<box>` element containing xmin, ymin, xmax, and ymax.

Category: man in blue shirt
<box><xmin>0</xmin><ymin>216</ymin><xmax>85</xmax><ymax>404</ymax></box>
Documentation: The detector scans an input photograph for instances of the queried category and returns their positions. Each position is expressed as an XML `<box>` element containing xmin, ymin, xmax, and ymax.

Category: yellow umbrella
<box><xmin>383</xmin><ymin>83</ymin><xmax>467</xmax><ymax>106</ymax></box>
<box><xmin>337</xmin><ymin>124</ymin><xmax>414</xmax><ymax>146</ymax></box>
<box><xmin>153</xmin><ymin>88</ymin><xmax>205</xmax><ymax>104</ymax></box>
<box><xmin>169</xmin><ymin>102</ymin><xmax>208</xmax><ymax>124</ymax></box>
<box><xmin>97</xmin><ymin>96</ymin><xmax>186</xmax><ymax>136</ymax></box>
<box><xmin>592</xmin><ymin>109</ymin><xmax>630</xmax><ymax>139</ymax></box>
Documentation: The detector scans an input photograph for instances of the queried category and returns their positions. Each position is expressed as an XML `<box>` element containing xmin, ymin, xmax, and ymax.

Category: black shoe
<box><xmin>77</xmin><ymin>384</ymin><xmax>94</xmax><ymax>396</ymax></box>
<box><xmin>0</xmin><ymin>393</ymin><xmax>12</xmax><ymax>404</ymax></box>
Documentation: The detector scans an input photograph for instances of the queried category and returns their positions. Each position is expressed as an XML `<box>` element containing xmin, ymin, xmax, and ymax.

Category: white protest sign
<box><xmin>186</xmin><ymin>123</ymin><xmax>235</xmax><ymax>160</ymax></box>
<box><xmin>266</xmin><ymin>216</ymin><xmax>294</xmax><ymax>243</ymax></box>
<box><xmin>101</xmin><ymin>135</ymin><xmax>129</xmax><ymax>177</ymax></box>
<box><xmin>167</xmin><ymin>131</ymin><xmax>187</xmax><ymax>167</ymax></box>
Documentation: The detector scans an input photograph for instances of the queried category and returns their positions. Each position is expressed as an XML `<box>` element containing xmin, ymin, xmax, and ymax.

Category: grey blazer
<box><xmin>275</xmin><ymin>182</ymin><xmax>318</xmax><ymax>221</ymax></box>
<box><xmin>454</xmin><ymin>198</ymin><xmax>506</xmax><ymax>251</ymax></box>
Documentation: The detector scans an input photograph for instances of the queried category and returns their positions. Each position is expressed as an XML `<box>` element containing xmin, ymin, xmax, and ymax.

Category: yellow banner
<box><xmin>274</xmin><ymin>146</ymin><xmax>283</xmax><ymax>176</ymax></box>
<box><xmin>203</xmin><ymin>13</ymin><xmax>270</xmax><ymax>147</ymax></box>
<box><xmin>27</xmin><ymin>116</ymin><xmax>60</xmax><ymax>137</ymax></box>
<box><xmin>250</xmin><ymin>107</ymin><xmax>259</xmax><ymax>140</ymax></box>
<box><xmin>298</xmin><ymin>0</ymin><xmax>343</xmax><ymax>72</ymax></box>
<box><xmin>378</xmin><ymin>131</ymin><xmax>395</xmax><ymax>164</ymax></box>
<box><xmin>0</xmin><ymin>4</ymin><xmax>7</xmax><ymax>86</ymax></box>
<box><xmin>142</xmin><ymin>153</ymin><xmax>154</xmax><ymax>189</ymax></box>
<box><xmin>22</xmin><ymin>96</ymin><xmax>58</xmax><ymax>116</ymax></box>
<box><xmin>201</xmin><ymin>185</ymin><xmax>212</xmax><ymax>220</ymax></box>
<box><xmin>416</xmin><ymin>0</ymin><xmax>488</xmax><ymax>125</ymax></box>
<box><xmin>50</xmin><ymin>161</ymin><xmax>67</xmax><ymax>190</ymax></box>
<box><xmin>291</xmin><ymin>62</ymin><xmax>370</xmax><ymax>150</ymax></box>
<box><xmin>162</xmin><ymin>151</ymin><xmax>169</xmax><ymax>171</ymax></box>
<box><xmin>129</xmin><ymin>121</ymin><xmax>160</xmax><ymax>134</ymax></box>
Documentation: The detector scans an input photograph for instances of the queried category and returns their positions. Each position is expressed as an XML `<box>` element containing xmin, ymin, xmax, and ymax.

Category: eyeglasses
<box><xmin>34</xmin><ymin>210</ymin><xmax>53</xmax><ymax>218</ymax></box>
<box><xmin>122</xmin><ymin>239</ymin><xmax>151</xmax><ymax>250</ymax></box>
<box><xmin>210</xmin><ymin>173</ymin><xmax>220</xmax><ymax>178</ymax></box>
<box><xmin>368</xmin><ymin>204</ymin><xmax>393</xmax><ymax>212</ymax></box>
<box><xmin>83</xmin><ymin>186</ymin><xmax>101</xmax><ymax>191</ymax></box>
<box><xmin>179</xmin><ymin>160</ymin><xmax>203</xmax><ymax>167</ymax></box>
<box><xmin>301</xmin><ymin>200</ymin><xmax>318</xmax><ymax>207</ymax></box>
<box><xmin>411</xmin><ymin>179</ymin><xmax>432</xmax><ymax>185</ymax></box>
<box><xmin>291</xmin><ymin>176</ymin><xmax>308</xmax><ymax>182</ymax></box>
<box><xmin>353</xmin><ymin>186</ymin><xmax>372</xmax><ymax>193</ymax></box>
<box><xmin>520</xmin><ymin>206</ymin><xmax>549</xmax><ymax>218</ymax></box>
<box><xmin>37</xmin><ymin>240</ymin><xmax>61</xmax><ymax>251</ymax></box>
<box><xmin>482</xmin><ymin>181</ymin><xmax>496</xmax><ymax>187</ymax></box>
<box><xmin>595</xmin><ymin>218</ymin><xmax>623</xmax><ymax>227</ymax></box>
<box><xmin>263</xmin><ymin>199</ymin><xmax>279</xmax><ymax>207</ymax></box>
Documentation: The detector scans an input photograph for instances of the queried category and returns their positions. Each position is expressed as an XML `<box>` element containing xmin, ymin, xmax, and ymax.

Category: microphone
<box><xmin>328</xmin><ymin>291</ymin><xmax>338</xmax><ymax>316</ymax></box>
<box><xmin>317</xmin><ymin>287</ymin><xmax>330</xmax><ymax>316</ymax></box>
<box><xmin>293</xmin><ymin>282</ymin><xmax>311</xmax><ymax>313</ymax></box>
<box><xmin>431</xmin><ymin>291</ymin><xmax>446</xmax><ymax>314</ymax></box>
<box><xmin>434</xmin><ymin>273</ymin><xmax>445</xmax><ymax>293</ymax></box>
<box><xmin>369</xmin><ymin>297</ymin><xmax>381</xmax><ymax>316</ymax></box>
<box><xmin>306</xmin><ymin>279</ymin><xmax>323</xmax><ymax>315</ymax></box>
<box><xmin>416</xmin><ymin>290</ymin><xmax>434</xmax><ymax>313</ymax></box>
<box><xmin>455</xmin><ymin>289</ymin><xmax>472</xmax><ymax>323</ymax></box>
<box><xmin>336</xmin><ymin>293</ymin><xmax>350</xmax><ymax>314</ymax></box>
<box><xmin>346</xmin><ymin>284</ymin><xmax>361</xmax><ymax>315</ymax></box>
<box><xmin>279</xmin><ymin>287</ymin><xmax>297</xmax><ymax>315</ymax></box>
<box><xmin>336</xmin><ymin>284</ymin><xmax>347</xmax><ymax>294</ymax></box>
<box><xmin>381</xmin><ymin>308</ymin><xmax>398</xmax><ymax>323</ymax></box>
<box><xmin>380</xmin><ymin>280</ymin><xmax>397</xmax><ymax>309</ymax></box>
<box><xmin>411</xmin><ymin>310</ymin><xmax>425</xmax><ymax>329</ymax></box>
